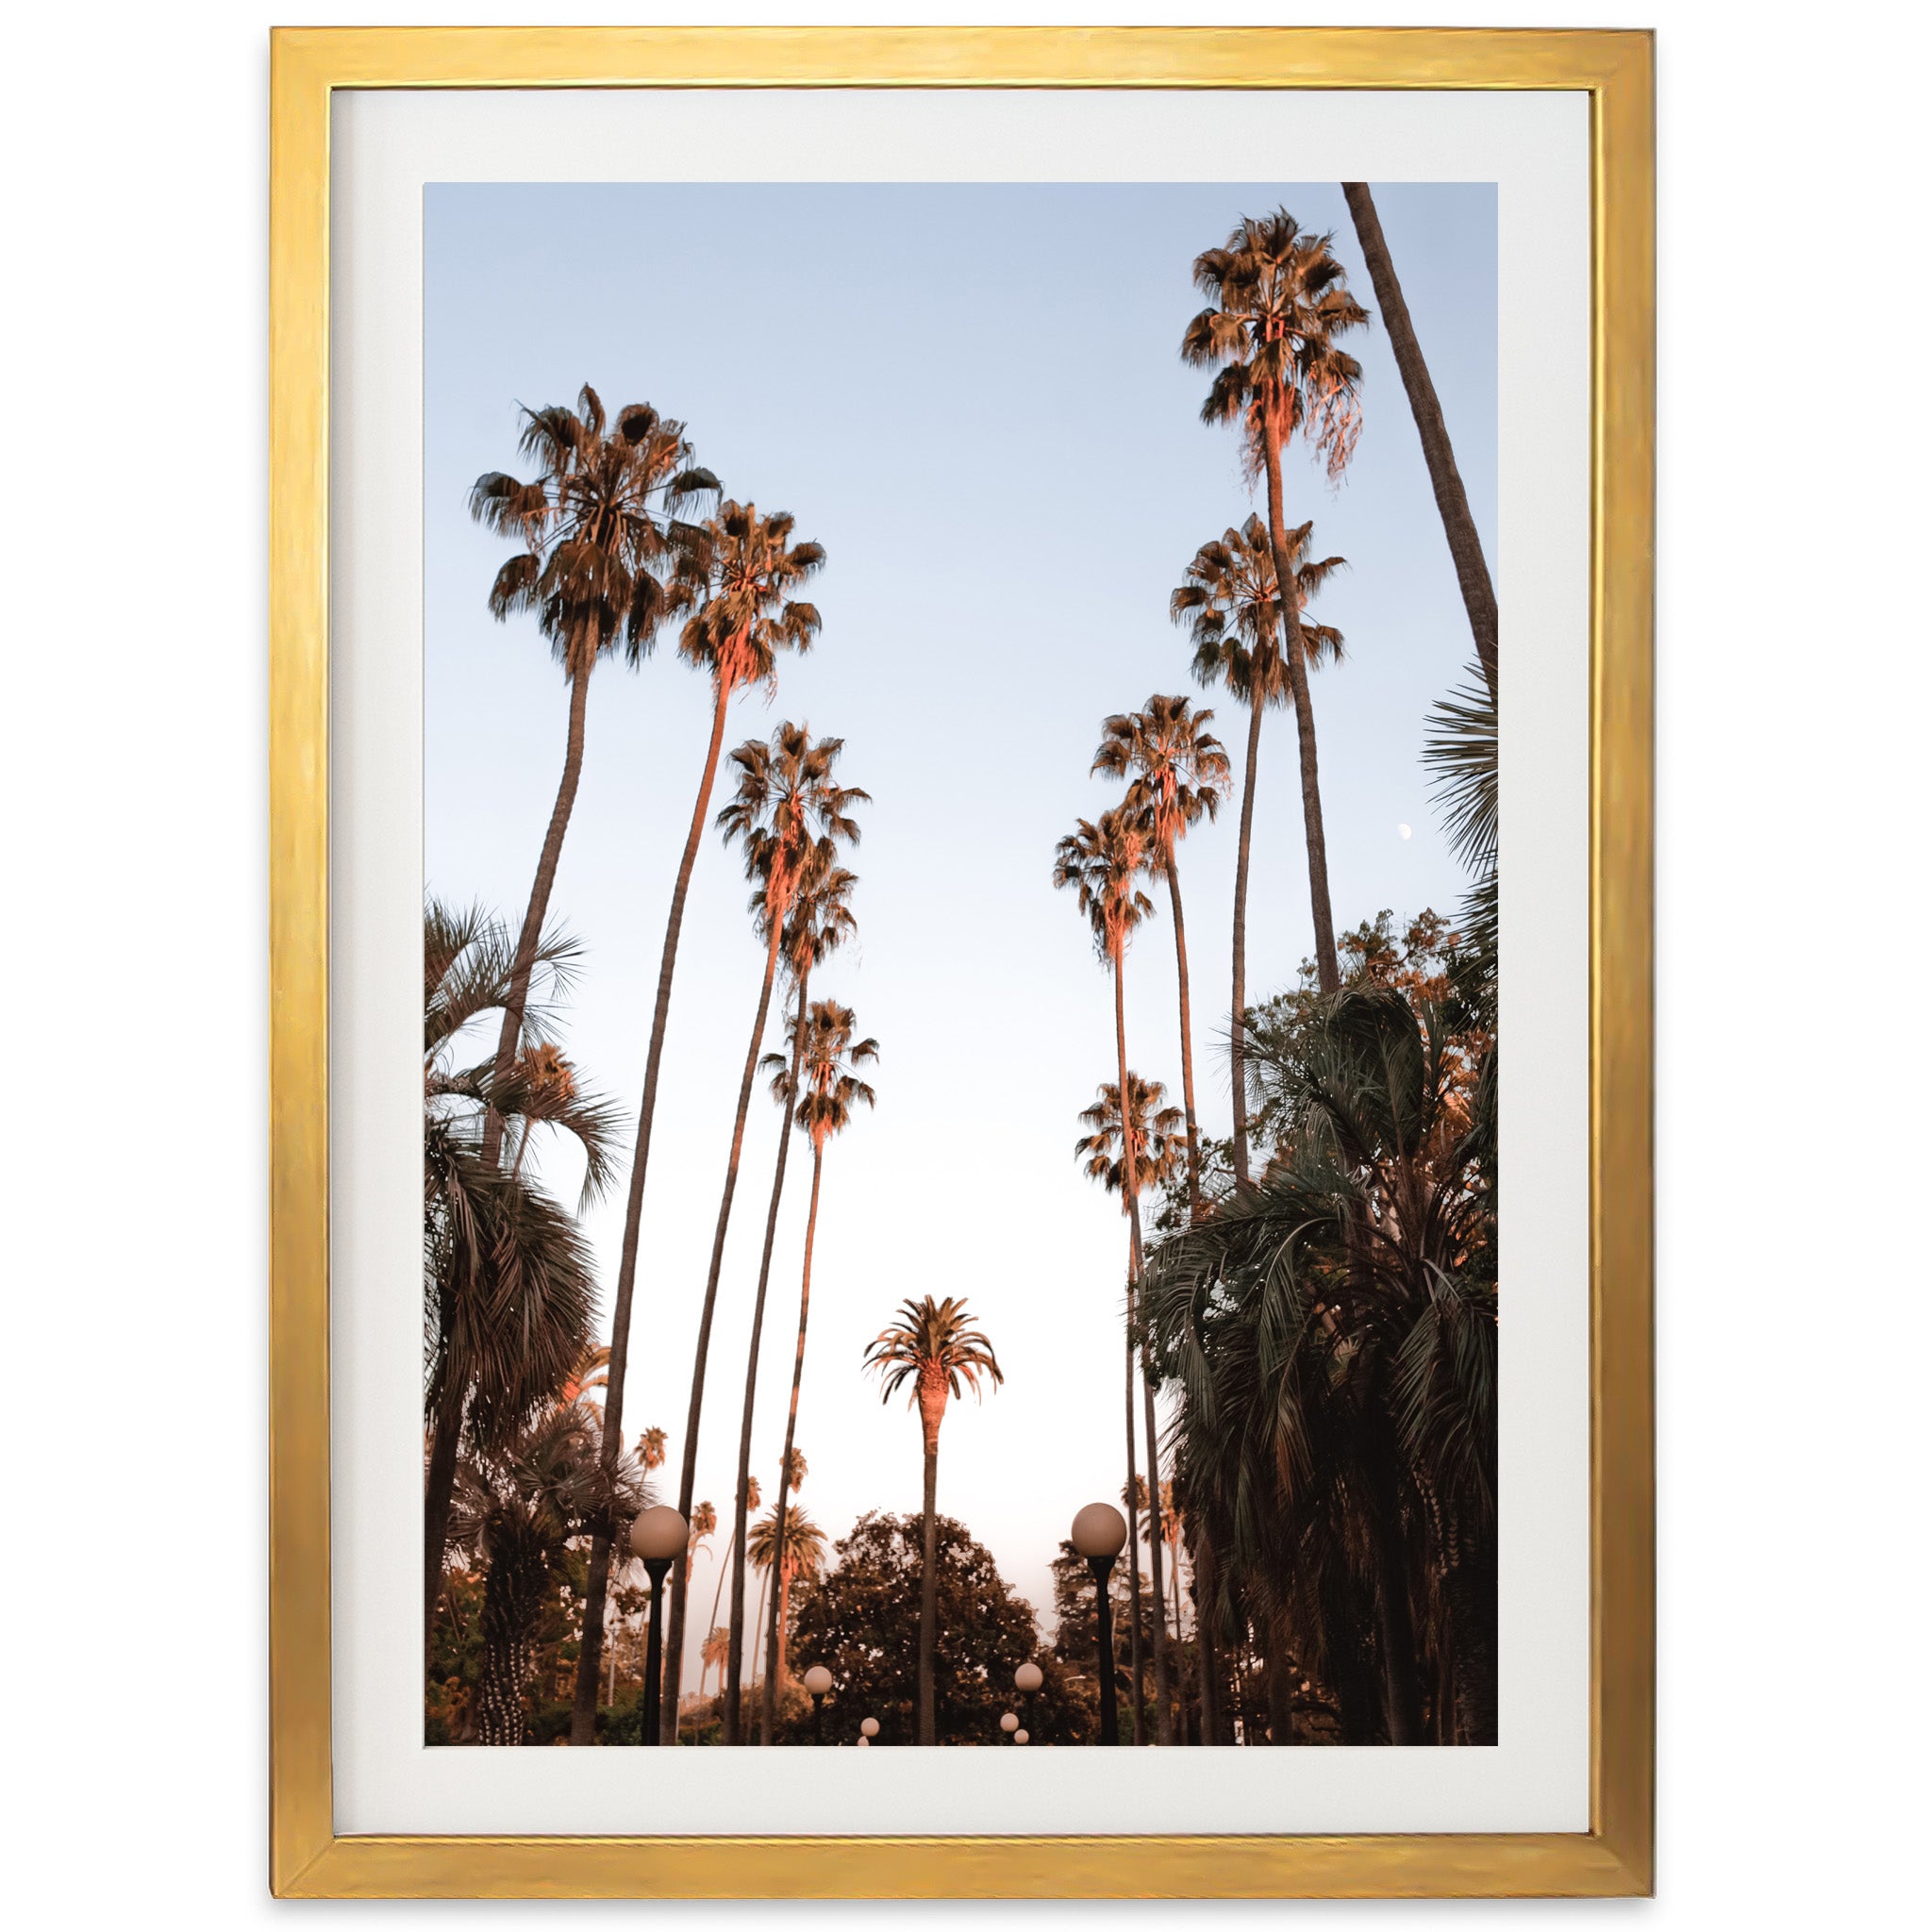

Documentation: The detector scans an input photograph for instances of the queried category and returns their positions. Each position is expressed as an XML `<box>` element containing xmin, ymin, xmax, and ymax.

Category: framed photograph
<box><xmin>270</xmin><ymin>24</ymin><xmax>1653</xmax><ymax>1899</ymax></box>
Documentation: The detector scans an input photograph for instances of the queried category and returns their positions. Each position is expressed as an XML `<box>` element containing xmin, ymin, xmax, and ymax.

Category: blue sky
<box><xmin>425</xmin><ymin>180</ymin><xmax>1495</xmax><ymax>1681</ymax></box>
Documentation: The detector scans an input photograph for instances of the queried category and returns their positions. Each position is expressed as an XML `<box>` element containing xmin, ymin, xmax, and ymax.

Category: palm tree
<box><xmin>423</xmin><ymin>900</ymin><xmax>622</xmax><ymax>1634</ymax></box>
<box><xmin>1182</xmin><ymin>210</ymin><xmax>1368</xmax><ymax>1001</ymax></box>
<box><xmin>1052</xmin><ymin>808</ymin><xmax>1174</xmax><ymax>1743</ymax></box>
<box><xmin>467</xmin><ymin>389</ymin><xmax>715</xmax><ymax>1170</ymax></box>
<box><xmin>1076</xmin><ymin>1068</ymin><xmax>1184</xmax><ymax>1743</ymax></box>
<box><xmin>1172</xmin><ymin>515</ymin><xmax>1346</xmax><ymax>1185</ymax></box>
<box><xmin>863</xmin><ymin>1297</ymin><xmax>1004</xmax><ymax>1745</ymax></box>
<box><xmin>699</xmin><ymin>1624</ymin><xmax>731</xmax><ymax>1704</ymax></box>
<box><xmin>1144</xmin><ymin>983</ymin><xmax>1498</xmax><ymax>1745</ymax></box>
<box><xmin>576</xmin><ymin>503</ymin><xmax>825</xmax><ymax>1747</ymax></box>
<box><xmin>447</xmin><ymin>1401</ymin><xmax>649</xmax><ymax>1746</ymax></box>
<box><xmin>760</xmin><ymin>1001</ymin><xmax>879</xmax><ymax>1742</ymax></box>
<box><xmin>657</xmin><ymin>724</ymin><xmax>866</xmax><ymax>1743</ymax></box>
<box><xmin>748</xmin><ymin>1505</ymin><xmax>828</xmax><ymax>1694</ymax></box>
<box><xmin>725</xmin><ymin>851</ymin><xmax>860</xmax><ymax>1740</ymax></box>
<box><xmin>1340</xmin><ymin>184</ymin><xmax>1497</xmax><ymax>698</ymax></box>
<box><xmin>1092</xmin><ymin>698</ymin><xmax>1231</xmax><ymax>1218</ymax></box>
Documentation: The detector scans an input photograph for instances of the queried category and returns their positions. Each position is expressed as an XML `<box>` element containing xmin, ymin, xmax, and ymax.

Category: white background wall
<box><xmin>2</xmin><ymin>1</ymin><xmax>1924</xmax><ymax>1923</ymax></box>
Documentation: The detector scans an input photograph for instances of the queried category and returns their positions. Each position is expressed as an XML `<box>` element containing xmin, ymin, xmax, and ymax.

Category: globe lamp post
<box><xmin>628</xmin><ymin>1507</ymin><xmax>688</xmax><ymax>1748</ymax></box>
<box><xmin>803</xmin><ymin>1664</ymin><xmax>834</xmax><ymax>1745</ymax></box>
<box><xmin>1070</xmin><ymin>1503</ymin><xmax>1128</xmax><ymax>1746</ymax></box>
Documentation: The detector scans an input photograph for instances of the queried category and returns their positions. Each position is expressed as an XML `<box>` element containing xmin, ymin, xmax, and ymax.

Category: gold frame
<box><xmin>269</xmin><ymin>25</ymin><xmax>1653</xmax><ymax>1899</ymax></box>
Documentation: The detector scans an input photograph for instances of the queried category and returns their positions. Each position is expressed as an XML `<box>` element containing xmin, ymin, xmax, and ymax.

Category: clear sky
<box><xmin>424</xmin><ymin>180</ymin><xmax>1496</xmax><ymax>1687</ymax></box>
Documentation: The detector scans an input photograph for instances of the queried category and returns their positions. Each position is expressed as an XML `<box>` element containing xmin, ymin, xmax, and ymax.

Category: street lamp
<box><xmin>1014</xmin><ymin>1729</ymin><xmax>1029</xmax><ymax>1745</ymax></box>
<box><xmin>1070</xmin><ymin>1502</ymin><xmax>1127</xmax><ymax>1747</ymax></box>
<box><xmin>629</xmin><ymin>1506</ymin><xmax>688</xmax><ymax>1748</ymax></box>
<box><xmin>1000</xmin><ymin>1711</ymin><xmax>1020</xmax><ymax>1738</ymax></box>
<box><xmin>859</xmin><ymin>1716</ymin><xmax>880</xmax><ymax>1741</ymax></box>
<box><xmin>803</xmin><ymin>1664</ymin><xmax>834</xmax><ymax>1744</ymax></box>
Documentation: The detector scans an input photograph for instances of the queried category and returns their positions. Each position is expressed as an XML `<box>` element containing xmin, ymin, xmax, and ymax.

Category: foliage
<box><xmin>1180</xmin><ymin>208</ymin><xmax>1369</xmax><ymax>485</ymax></box>
<box><xmin>1144</xmin><ymin>978</ymin><xmax>1497</xmax><ymax>1743</ymax></box>
<box><xmin>468</xmin><ymin>385</ymin><xmax>717</xmax><ymax>678</ymax></box>
<box><xmin>784</xmin><ymin>1513</ymin><xmax>1066</xmax><ymax>1746</ymax></box>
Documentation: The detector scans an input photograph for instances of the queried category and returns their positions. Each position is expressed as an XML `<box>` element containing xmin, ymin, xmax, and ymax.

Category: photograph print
<box><xmin>422</xmin><ymin>177</ymin><xmax>1499</xmax><ymax>1753</ymax></box>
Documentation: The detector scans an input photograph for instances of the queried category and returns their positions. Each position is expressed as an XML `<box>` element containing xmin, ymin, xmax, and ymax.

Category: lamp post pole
<box><xmin>630</xmin><ymin>1507</ymin><xmax>689</xmax><ymax>1749</ymax></box>
<box><xmin>1070</xmin><ymin>1504</ymin><xmax>1128</xmax><ymax>1747</ymax></box>
<box><xmin>804</xmin><ymin>1665</ymin><xmax>833</xmax><ymax>1745</ymax></box>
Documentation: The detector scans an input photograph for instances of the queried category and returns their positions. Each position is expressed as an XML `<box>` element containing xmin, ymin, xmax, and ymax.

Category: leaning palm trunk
<box><xmin>761</xmin><ymin>1135</ymin><xmax>825</xmax><ymax>1743</ymax></box>
<box><xmin>1341</xmin><ymin>182</ymin><xmax>1498</xmax><ymax>699</ymax></box>
<box><xmin>1228</xmin><ymin>697</ymin><xmax>1263</xmax><ymax>1185</ymax></box>
<box><xmin>728</xmin><ymin>968</ymin><xmax>808</xmax><ymax>1742</ymax></box>
<box><xmin>572</xmin><ymin>671</ymin><xmax>736</xmax><ymax>1745</ymax></box>
<box><xmin>659</xmin><ymin>911</ymin><xmax>786</xmax><ymax>1742</ymax></box>
<box><xmin>1259</xmin><ymin>436</ymin><xmax>1340</xmax><ymax>996</ymax></box>
<box><xmin>1161</xmin><ymin>843</ymin><xmax>1204</xmax><ymax>1219</ymax></box>
<box><xmin>480</xmin><ymin>656</ymin><xmax>591</xmax><ymax>1170</ymax></box>
<box><xmin>916</xmin><ymin>1378</ymin><xmax>944</xmax><ymax>1746</ymax></box>
<box><xmin>1113</xmin><ymin>958</ymin><xmax>1173</xmax><ymax>1743</ymax></box>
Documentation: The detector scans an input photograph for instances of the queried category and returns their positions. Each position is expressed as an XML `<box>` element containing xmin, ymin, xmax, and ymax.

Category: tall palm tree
<box><xmin>1340</xmin><ymin>183</ymin><xmax>1498</xmax><ymax>698</ymax></box>
<box><xmin>725</xmin><ymin>854</ymin><xmax>859</xmax><ymax>1740</ymax></box>
<box><xmin>656</xmin><ymin>724</ymin><xmax>866</xmax><ymax>1742</ymax></box>
<box><xmin>1076</xmin><ymin>1067</ymin><xmax>1184</xmax><ymax>1743</ymax></box>
<box><xmin>863</xmin><ymin>1297</ymin><xmax>1004</xmax><ymax>1745</ymax></box>
<box><xmin>748</xmin><ymin>1504</ymin><xmax>828</xmax><ymax>1694</ymax></box>
<box><xmin>1053</xmin><ymin>808</ymin><xmax>1174</xmax><ymax>1743</ymax></box>
<box><xmin>467</xmin><ymin>389</ymin><xmax>716</xmax><ymax>1169</ymax></box>
<box><xmin>1092</xmin><ymin>698</ymin><xmax>1231</xmax><ymax>1218</ymax></box>
<box><xmin>447</xmin><ymin>1402</ymin><xmax>649</xmax><ymax>1746</ymax></box>
<box><xmin>1182</xmin><ymin>210</ymin><xmax>1368</xmax><ymax>1001</ymax></box>
<box><xmin>423</xmin><ymin>900</ymin><xmax>621</xmax><ymax>1633</ymax></box>
<box><xmin>760</xmin><ymin>1001</ymin><xmax>879</xmax><ymax>1741</ymax></box>
<box><xmin>575</xmin><ymin>503</ymin><xmax>825</xmax><ymax>1746</ymax></box>
<box><xmin>1172</xmin><ymin>515</ymin><xmax>1346</xmax><ymax>1185</ymax></box>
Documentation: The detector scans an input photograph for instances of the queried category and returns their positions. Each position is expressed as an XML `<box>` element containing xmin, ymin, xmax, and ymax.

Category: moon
<box><xmin>1396</xmin><ymin>823</ymin><xmax>1412</xmax><ymax>841</ymax></box>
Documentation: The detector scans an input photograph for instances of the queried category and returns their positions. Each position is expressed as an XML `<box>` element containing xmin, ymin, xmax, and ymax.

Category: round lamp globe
<box><xmin>859</xmin><ymin>1717</ymin><xmax>880</xmax><ymax>1739</ymax></box>
<box><xmin>1070</xmin><ymin>1502</ymin><xmax>1128</xmax><ymax>1560</ymax></box>
<box><xmin>1014</xmin><ymin>1661</ymin><xmax>1044</xmax><ymax>1694</ymax></box>
<box><xmin>803</xmin><ymin>1665</ymin><xmax>834</xmax><ymax>1698</ymax></box>
<box><xmin>629</xmin><ymin>1506</ymin><xmax>689</xmax><ymax>1563</ymax></box>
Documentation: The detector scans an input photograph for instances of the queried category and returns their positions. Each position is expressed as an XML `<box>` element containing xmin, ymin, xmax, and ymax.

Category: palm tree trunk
<box><xmin>481</xmin><ymin>654</ymin><xmax>591</xmax><ymax>1170</ymax></box>
<box><xmin>1191</xmin><ymin>1523</ymin><xmax>1224</xmax><ymax>1743</ymax></box>
<box><xmin>423</xmin><ymin>1376</ymin><xmax>464</xmax><ymax>1645</ymax></box>
<box><xmin>1167</xmin><ymin>1536</ymin><xmax>1189</xmax><ymax>1745</ymax></box>
<box><xmin>729</xmin><ymin>968</ymin><xmax>809</xmax><ymax>1743</ymax></box>
<box><xmin>775</xmin><ymin>1559</ymin><xmax>795</xmax><ymax>1689</ymax></box>
<box><xmin>1229</xmin><ymin>697</ymin><xmax>1263</xmax><ymax>1186</ymax></box>
<box><xmin>1162</xmin><ymin>841</ymin><xmax>1202</xmax><ymax>1219</ymax></box>
<box><xmin>1341</xmin><ymin>182</ymin><xmax>1498</xmax><ymax>700</ymax></box>
<box><xmin>659</xmin><ymin>913</ymin><xmax>786</xmax><ymax>1742</ymax></box>
<box><xmin>572</xmin><ymin>670</ymin><xmax>736</xmax><ymax>1746</ymax></box>
<box><xmin>1260</xmin><ymin>425</ymin><xmax>1340</xmax><ymax>996</ymax></box>
<box><xmin>761</xmin><ymin>1141</ymin><xmax>824</xmax><ymax>1744</ymax></box>
<box><xmin>1114</xmin><ymin>958</ymin><xmax>1173</xmax><ymax>1744</ymax></box>
<box><xmin>753</xmin><ymin>1566</ymin><xmax>771</xmax><ymax>1690</ymax></box>
<box><xmin>918</xmin><ymin>1419</ymin><xmax>941</xmax><ymax>1746</ymax></box>
<box><xmin>1122</xmin><ymin>1311</ymin><xmax>1144</xmax><ymax>1746</ymax></box>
